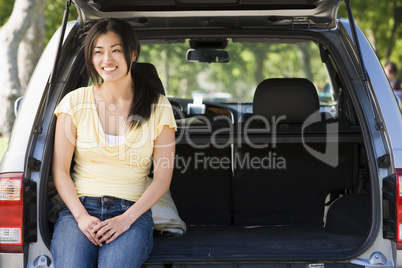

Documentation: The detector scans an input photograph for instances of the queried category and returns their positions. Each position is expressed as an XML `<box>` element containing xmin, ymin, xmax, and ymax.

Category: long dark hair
<box><xmin>84</xmin><ymin>18</ymin><xmax>159</xmax><ymax>129</ymax></box>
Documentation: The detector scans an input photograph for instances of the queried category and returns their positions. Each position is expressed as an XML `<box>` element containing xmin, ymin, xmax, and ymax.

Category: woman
<box><xmin>51</xmin><ymin>18</ymin><xmax>176</xmax><ymax>267</ymax></box>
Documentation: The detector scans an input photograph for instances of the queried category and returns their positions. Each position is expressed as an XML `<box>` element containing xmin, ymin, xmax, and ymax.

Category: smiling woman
<box><xmin>50</xmin><ymin>18</ymin><xmax>177</xmax><ymax>268</ymax></box>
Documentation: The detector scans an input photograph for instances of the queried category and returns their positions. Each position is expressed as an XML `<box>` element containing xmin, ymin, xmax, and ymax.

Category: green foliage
<box><xmin>0</xmin><ymin>0</ymin><xmax>15</xmax><ymax>26</ymax></box>
<box><xmin>1</xmin><ymin>0</ymin><xmax>402</xmax><ymax>81</ymax></box>
<box><xmin>45</xmin><ymin>0</ymin><xmax>78</xmax><ymax>44</ymax></box>
<box><xmin>140</xmin><ymin>40</ymin><xmax>328</xmax><ymax>102</ymax></box>
<box><xmin>339</xmin><ymin>0</ymin><xmax>402</xmax><ymax>65</ymax></box>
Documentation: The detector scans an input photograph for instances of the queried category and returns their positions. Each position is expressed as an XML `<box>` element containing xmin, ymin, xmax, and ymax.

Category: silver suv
<box><xmin>2</xmin><ymin>0</ymin><xmax>402</xmax><ymax>267</ymax></box>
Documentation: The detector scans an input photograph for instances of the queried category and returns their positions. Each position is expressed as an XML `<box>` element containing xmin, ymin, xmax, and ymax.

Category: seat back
<box><xmin>253</xmin><ymin>78</ymin><xmax>319</xmax><ymax>123</ymax></box>
<box><xmin>134</xmin><ymin>62</ymin><xmax>165</xmax><ymax>95</ymax></box>
<box><xmin>233</xmin><ymin>78</ymin><xmax>354</xmax><ymax>226</ymax></box>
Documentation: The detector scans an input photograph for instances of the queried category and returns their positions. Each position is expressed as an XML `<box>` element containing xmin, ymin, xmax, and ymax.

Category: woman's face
<box><xmin>92</xmin><ymin>31</ymin><xmax>136</xmax><ymax>84</ymax></box>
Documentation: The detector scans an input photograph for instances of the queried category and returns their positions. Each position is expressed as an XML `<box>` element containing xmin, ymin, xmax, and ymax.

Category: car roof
<box><xmin>72</xmin><ymin>0</ymin><xmax>341</xmax><ymax>30</ymax></box>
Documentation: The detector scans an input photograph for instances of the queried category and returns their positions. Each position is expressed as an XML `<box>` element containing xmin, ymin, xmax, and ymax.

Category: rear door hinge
<box><xmin>292</xmin><ymin>17</ymin><xmax>310</xmax><ymax>30</ymax></box>
<box><xmin>375</xmin><ymin>121</ymin><xmax>384</xmax><ymax>131</ymax></box>
<box><xmin>28</xmin><ymin>157</ymin><xmax>41</xmax><ymax>171</ymax></box>
<box><xmin>34</xmin><ymin>125</ymin><xmax>43</xmax><ymax>134</ymax></box>
<box><xmin>378</xmin><ymin>154</ymin><xmax>391</xmax><ymax>168</ymax></box>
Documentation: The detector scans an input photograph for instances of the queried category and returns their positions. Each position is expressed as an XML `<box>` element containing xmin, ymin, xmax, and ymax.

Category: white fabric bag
<box><xmin>148</xmin><ymin>177</ymin><xmax>187</xmax><ymax>235</ymax></box>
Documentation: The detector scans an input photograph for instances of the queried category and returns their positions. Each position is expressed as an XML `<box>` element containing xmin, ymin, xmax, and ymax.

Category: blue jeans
<box><xmin>51</xmin><ymin>196</ymin><xmax>154</xmax><ymax>268</ymax></box>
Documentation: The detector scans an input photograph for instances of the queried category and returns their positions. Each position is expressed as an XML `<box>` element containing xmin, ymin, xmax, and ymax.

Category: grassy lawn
<box><xmin>0</xmin><ymin>136</ymin><xmax>9</xmax><ymax>162</ymax></box>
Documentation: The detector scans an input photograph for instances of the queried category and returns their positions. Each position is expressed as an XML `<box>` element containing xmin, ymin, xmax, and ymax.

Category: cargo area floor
<box><xmin>147</xmin><ymin>225</ymin><xmax>365</xmax><ymax>262</ymax></box>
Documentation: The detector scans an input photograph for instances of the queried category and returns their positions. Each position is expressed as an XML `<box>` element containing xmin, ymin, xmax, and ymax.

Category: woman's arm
<box><xmin>52</xmin><ymin>113</ymin><xmax>102</xmax><ymax>246</ymax></box>
<box><xmin>94</xmin><ymin>125</ymin><xmax>175</xmax><ymax>244</ymax></box>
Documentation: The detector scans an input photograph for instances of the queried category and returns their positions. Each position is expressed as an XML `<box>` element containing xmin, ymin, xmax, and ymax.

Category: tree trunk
<box><xmin>297</xmin><ymin>43</ymin><xmax>313</xmax><ymax>82</ymax></box>
<box><xmin>254</xmin><ymin>47</ymin><xmax>266</xmax><ymax>84</ymax></box>
<box><xmin>0</xmin><ymin>0</ymin><xmax>45</xmax><ymax>137</ymax></box>
<box><xmin>18</xmin><ymin>3</ymin><xmax>46</xmax><ymax>94</ymax></box>
<box><xmin>384</xmin><ymin>3</ymin><xmax>402</xmax><ymax>61</ymax></box>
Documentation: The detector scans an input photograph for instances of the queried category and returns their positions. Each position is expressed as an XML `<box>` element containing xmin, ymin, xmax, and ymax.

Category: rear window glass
<box><xmin>139</xmin><ymin>39</ymin><xmax>333</xmax><ymax>105</ymax></box>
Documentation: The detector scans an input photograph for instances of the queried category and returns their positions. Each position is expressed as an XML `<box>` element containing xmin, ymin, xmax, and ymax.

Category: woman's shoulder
<box><xmin>156</xmin><ymin>94</ymin><xmax>170</xmax><ymax>105</ymax></box>
<box><xmin>152</xmin><ymin>94</ymin><xmax>174</xmax><ymax>112</ymax></box>
<box><xmin>71</xmin><ymin>86</ymin><xmax>93</xmax><ymax>96</ymax></box>
<box><xmin>63</xmin><ymin>86</ymin><xmax>93</xmax><ymax>102</ymax></box>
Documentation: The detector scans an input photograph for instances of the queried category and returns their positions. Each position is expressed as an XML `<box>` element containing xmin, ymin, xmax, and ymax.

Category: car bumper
<box><xmin>0</xmin><ymin>253</ymin><xmax>24</xmax><ymax>268</ymax></box>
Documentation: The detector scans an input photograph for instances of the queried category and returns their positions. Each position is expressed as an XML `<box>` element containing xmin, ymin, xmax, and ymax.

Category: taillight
<box><xmin>0</xmin><ymin>173</ymin><xmax>24</xmax><ymax>253</ymax></box>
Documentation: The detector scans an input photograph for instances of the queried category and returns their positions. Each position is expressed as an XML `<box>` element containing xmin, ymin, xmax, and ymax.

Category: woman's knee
<box><xmin>98</xmin><ymin>211</ymin><xmax>154</xmax><ymax>267</ymax></box>
<box><xmin>51</xmin><ymin>206</ymin><xmax>98</xmax><ymax>267</ymax></box>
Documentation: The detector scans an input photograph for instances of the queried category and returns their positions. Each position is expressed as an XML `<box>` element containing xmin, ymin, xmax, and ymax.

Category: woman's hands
<box><xmin>83</xmin><ymin>125</ymin><xmax>175</xmax><ymax>246</ymax></box>
<box><xmin>92</xmin><ymin>214</ymin><xmax>134</xmax><ymax>244</ymax></box>
<box><xmin>76</xmin><ymin>213</ymin><xmax>103</xmax><ymax>247</ymax></box>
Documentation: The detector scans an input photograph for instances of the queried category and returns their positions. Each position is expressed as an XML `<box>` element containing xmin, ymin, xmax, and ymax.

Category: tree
<box><xmin>0</xmin><ymin>0</ymin><xmax>45</xmax><ymax>137</ymax></box>
<box><xmin>339</xmin><ymin>0</ymin><xmax>402</xmax><ymax>63</ymax></box>
<box><xmin>0</xmin><ymin>0</ymin><xmax>77</xmax><ymax>137</ymax></box>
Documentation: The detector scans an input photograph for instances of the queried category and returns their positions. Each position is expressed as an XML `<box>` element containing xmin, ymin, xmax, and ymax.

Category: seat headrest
<box><xmin>133</xmin><ymin>62</ymin><xmax>165</xmax><ymax>95</ymax></box>
<box><xmin>253</xmin><ymin>78</ymin><xmax>319</xmax><ymax>123</ymax></box>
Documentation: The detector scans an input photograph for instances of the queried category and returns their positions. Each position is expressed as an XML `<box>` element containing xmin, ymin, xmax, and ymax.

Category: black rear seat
<box><xmin>140</xmin><ymin>65</ymin><xmax>359</xmax><ymax>228</ymax></box>
<box><xmin>170</xmin><ymin>144</ymin><xmax>232</xmax><ymax>225</ymax></box>
<box><xmin>232</xmin><ymin>78</ymin><xmax>355</xmax><ymax>226</ymax></box>
<box><xmin>136</xmin><ymin>62</ymin><xmax>233</xmax><ymax>225</ymax></box>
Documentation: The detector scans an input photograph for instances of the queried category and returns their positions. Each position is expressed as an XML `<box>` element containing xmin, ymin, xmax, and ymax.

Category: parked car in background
<box><xmin>2</xmin><ymin>0</ymin><xmax>402</xmax><ymax>267</ymax></box>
